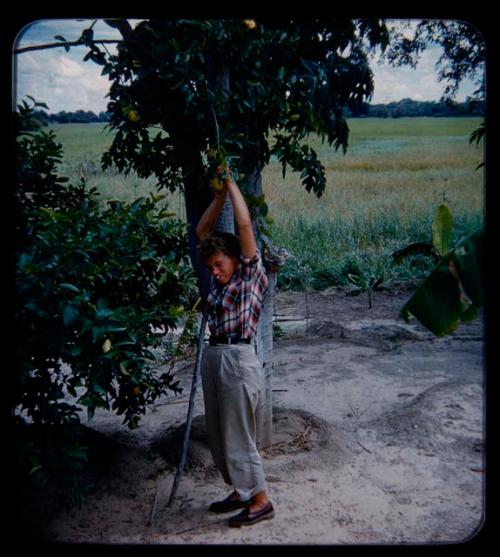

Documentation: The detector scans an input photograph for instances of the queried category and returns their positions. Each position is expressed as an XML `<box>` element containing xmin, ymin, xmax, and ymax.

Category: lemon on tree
<box><xmin>207</xmin><ymin>147</ymin><xmax>228</xmax><ymax>193</ymax></box>
<box><xmin>122</xmin><ymin>105</ymin><xmax>141</xmax><ymax>123</ymax></box>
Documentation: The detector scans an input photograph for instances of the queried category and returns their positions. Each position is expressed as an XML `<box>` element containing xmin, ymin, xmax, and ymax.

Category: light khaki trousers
<box><xmin>201</xmin><ymin>342</ymin><xmax>267</xmax><ymax>502</ymax></box>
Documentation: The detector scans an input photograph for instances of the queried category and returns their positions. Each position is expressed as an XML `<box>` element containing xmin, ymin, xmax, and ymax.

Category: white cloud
<box><xmin>53</xmin><ymin>55</ymin><xmax>85</xmax><ymax>78</ymax></box>
<box><xmin>15</xmin><ymin>39</ymin><xmax>111</xmax><ymax>113</ymax></box>
<box><xmin>81</xmin><ymin>73</ymin><xmax>110</xmax><ymax>93</ymax></box>
<box><xmin>16</xmin><ymin>52</ymin><xmax>42</xmax><ymax>73</ymax></box>
<box><xmin>369</xmin><ymin>45</ymin><xmax>477</xmax><ymax>103</ymax></box>
<box><xmin>13</xmin><ymin>19</ymin><xmax>138</xmax><ymax>113</ymax></box>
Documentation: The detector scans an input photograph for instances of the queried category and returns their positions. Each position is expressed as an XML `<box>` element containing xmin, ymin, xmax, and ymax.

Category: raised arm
<box><xmin>226</xmin><ymin>176</ymin><xmax>257</xmax><ymax>260</ymax></box>
<box><xmin>195</xmin><ymin>187</ymin><xmax>228</xmax><ymax>240</ymax></box>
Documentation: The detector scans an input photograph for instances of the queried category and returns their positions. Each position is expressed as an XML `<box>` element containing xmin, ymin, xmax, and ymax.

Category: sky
<box><xmin>13</xmin><ymin>18</ymin><xmax>482</xmax><ymax>114</ymax></box>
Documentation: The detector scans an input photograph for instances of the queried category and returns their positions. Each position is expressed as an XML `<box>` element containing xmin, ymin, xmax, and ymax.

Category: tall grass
<box><xmin>49</xmin><ymin>117</ymin><xmax>485</xmax><ymax>291</ymax></box>
<box><xmin>263</xmin><ymin>117</ymin><xmax>484</xmax><ymax>289</ymax></box>
<box><xmin>49</xmin><ymin>122</ymin><xmax>171</xmax><ymax>205</ymax></box>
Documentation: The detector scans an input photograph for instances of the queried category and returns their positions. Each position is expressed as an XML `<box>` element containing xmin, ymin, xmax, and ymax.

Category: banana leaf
<box><xmin>391</xmin><ymin>242</ymin><xmax>438</xmax><ymax>265</ymax></box>
<box><xmin>432</xmin><ymin>204</ymin><xmax>453</xmax><ymax>257</ymax></box>
<box><xmin>401</xmin><ymin>230</ymin><xmax>483</xmax><ymax>336</ymax></box>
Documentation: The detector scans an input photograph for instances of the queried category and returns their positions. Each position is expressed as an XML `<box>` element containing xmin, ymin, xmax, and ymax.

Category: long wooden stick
<box><xmin>166</xmin><ymin>311</ymin><xmax>208</xmax><ymax>507</ymax></box>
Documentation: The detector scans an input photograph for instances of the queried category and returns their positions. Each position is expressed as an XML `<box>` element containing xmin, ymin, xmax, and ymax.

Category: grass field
<box><xmin>50</xmin><ymin>117</ymin><xmax>485</xmax><ymax>290</ymax></box>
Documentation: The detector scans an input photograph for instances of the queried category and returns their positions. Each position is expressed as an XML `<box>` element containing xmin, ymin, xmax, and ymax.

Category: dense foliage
<box><xmin>15</xmin><ymin>99</ymin><xmax>196</xmax><ymax>505</ymax></box>
<box><xmin>93</xmin><ymin>18</ymin><xmax>389</xmax><ymax>195</ymax></box>
<box><xmin>383</xmin><ymin>20</ymin><xmax>485</xmax><ymax>102</ymax></box>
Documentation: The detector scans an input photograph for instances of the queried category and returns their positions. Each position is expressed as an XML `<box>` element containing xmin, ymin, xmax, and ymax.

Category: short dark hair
<box><xmin>196</xmin><ymin>231</ymin><xmax>241</xmax><ymax>263</ymax></box>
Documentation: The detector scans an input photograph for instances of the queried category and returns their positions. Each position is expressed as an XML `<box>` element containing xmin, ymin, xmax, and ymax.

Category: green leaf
<box><xmin>469</xmin><ymin>122</ymin><xmax>485</xmax><ymax>146</ymax></box>
<box><xmin>431</xmin><ymin>204</ymin><xmax>453</xmax><ymax>257</ymax></box>
<box><xmin>452</xmin><ymin>230</ymin><xmax>484</xmax><ymax>307</ymax></box>
<box><xmin>391</xmin><ymin>242</ymin><xmax>437</xmax><ymax>265</ymax></box>
<box><xmin>399</xmin><ymin>229</ymin><xmax>484</xmax><ymax>337</ymax></box>
<box><xmin>460</xmin><ymin>304</ymin><xmax>478</xmax><ymax>323</ymax></box>
<box><xmin>40</xmin><ymin>207</ymin><xmax>57</xmax><ymax>219</ymax></box>
<box><xmin>81</xmin><ymin>28</ymin><xmax>94</xmax><ymax>44</ymax></box>
<box><xmin>103</xmin><ymin>326</ymin><xmax>128</xmax><ymax>333</ymax></box>
<box><xmin>96</xmin><ymin>307</ymin><xmax>115</xmax><ymax>319</ymax></box>
<box><xmin>347</xmin><ymin>273</ymin><xmax>362</xmax><ymax>286</ymax></box>
<box><xmin>60</xmin><ymin>283</ymin><xmax>80</xmax><ymax>293</ymax></box>
<box><xmin>401</xmin><ymin>257</ymin><xmax>462</xmax><ymax>336</ymax></box>
<box><xmin>92</xmin><ymin>383</ymin><xmax>107</xmax><ymax>396</ymax></box>
<box><xmin>62</xmin><ymin>304</ymin><xmax>80</xmax><ymax>326</ymax></box>
<box><xmin>29</xmin><ymin>464</ymin><xmax>43</xmax><ymax>475</ymax></box>
<box><xmin>119</xmin><ymin>363</ymin><xmax>130</xmax><ymax>376</ymax></box>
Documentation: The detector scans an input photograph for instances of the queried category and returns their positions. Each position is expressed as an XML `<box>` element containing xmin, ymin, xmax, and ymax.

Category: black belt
<box><xmin>209</xmin><ymin>335</ymin><xmax>252</xmax><ymax>346</ymax></box>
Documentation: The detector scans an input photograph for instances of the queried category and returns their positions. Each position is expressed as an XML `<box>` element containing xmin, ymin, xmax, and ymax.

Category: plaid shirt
<box><xmin>206</xmin><ymin>249</ymin><xmax>268</xmax><ymax>340</ymax></box>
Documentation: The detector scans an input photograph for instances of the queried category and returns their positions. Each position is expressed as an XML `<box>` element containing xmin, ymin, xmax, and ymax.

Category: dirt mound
<box><xmin>263</xmin><ymin>407</ymin><xmax>330</xmax><ymax>456</ymax></box>
<box><xmin>365</xmin><ymin>379</ymin><xmax>484</xmax><ymax>464</ymax></box>
<box><xmin>151</xmin><ymin>415</ymin><xmax>215</xmax><ymax>475</ymax></box>
<box><xmin>312</xmin><ymin>319</ymin><xmax>431</xmax><ymax>351</ymax></box>
<box><xmin>151</xmin><ymin>406</ymin><xmax>360</xmax><ymax>479</ymax></box>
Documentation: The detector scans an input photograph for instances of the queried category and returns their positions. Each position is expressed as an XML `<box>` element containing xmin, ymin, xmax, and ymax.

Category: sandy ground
<box><xmin>19</xmin><ymin>283</ymin><xmax>485</xmax><ymax>546</ymax></box>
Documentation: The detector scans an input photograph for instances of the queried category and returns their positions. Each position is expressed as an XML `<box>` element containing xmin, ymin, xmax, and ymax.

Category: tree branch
<box><xmin>14</xmin><ymin>39</ymin><xmax>121</xmax><ymax>55</ymax></box>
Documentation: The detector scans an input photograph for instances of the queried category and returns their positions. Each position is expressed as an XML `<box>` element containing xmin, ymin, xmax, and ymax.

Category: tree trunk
<box><xmin>242</xmin><ymin>165</ymin><xmax>274</xmax><ymax>449</ymax></box>
<box><xmin>188</xmin><ymin>54</ymin><xmax>274</xmax><ymax>448</ymax></box>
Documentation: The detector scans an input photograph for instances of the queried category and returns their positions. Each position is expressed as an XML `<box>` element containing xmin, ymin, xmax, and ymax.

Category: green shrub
<box><xmin>15</xmin><ymin>99</ymin><xmax>197</xmax><ymax>506</ymax></box>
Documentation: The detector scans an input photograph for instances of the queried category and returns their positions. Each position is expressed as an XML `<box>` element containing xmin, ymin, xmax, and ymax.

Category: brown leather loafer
<box><xmin>228</xmin><ymin>501</ymin><xmax>275</xmax><ymax>527</ymax></box>
<box><xmin>209</xmin><ymin>494</ymin><xmax>249</xmax><ymax>514</ymax></box>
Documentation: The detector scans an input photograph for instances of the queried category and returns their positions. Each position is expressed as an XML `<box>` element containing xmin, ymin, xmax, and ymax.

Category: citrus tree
<box><xmin>15</xmin><ymin>99</ymin><xmax>197</xmax><ymax>505</ymax></box>
<box><xmin>80</xmin><ymin>18</ymin><xmax>388</xmax><ymax>279</ymax></box>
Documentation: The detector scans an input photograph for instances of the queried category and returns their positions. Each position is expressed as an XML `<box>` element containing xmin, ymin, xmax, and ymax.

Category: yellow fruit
<box><xmin>207</xmin><ymin>147</ymin><xmax>228</xmax><ymax>192</ymax></box>
<box><xmin>102</xmin><ymin>339</ymin><xmax>112</xmax><ymax>353</ymax></box>
<box><xmin>244</xmin><ymin>19</ymin><xmax>257</xmax><ymax>29</ymax></box>
<box><xmin>127</xmin><ymin>109</ymin><xmax>141</xmax><ymax>123</ymax></box>
<box><xmin>209</xmin><ymin>177</ymin><xmax>225</xmax><ymax>192</ymax></box>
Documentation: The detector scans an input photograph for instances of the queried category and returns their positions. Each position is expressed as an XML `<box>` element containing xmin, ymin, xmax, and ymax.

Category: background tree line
<box><xmin>349</xmin><ymin>97</ymin><xmax>485</xmax><ymax>118</ymax></box>
<box><xmin>30</xmin><ymin>108</ymin><xmax>111</xmax><ymax>126</ymax></box>
<box><xmin>30</xmin><ymin>98</ymin><xmax>484</xmax><ymax>128</ymax></box>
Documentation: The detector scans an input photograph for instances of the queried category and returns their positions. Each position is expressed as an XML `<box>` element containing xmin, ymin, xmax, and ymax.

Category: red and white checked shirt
<box><xmin>206</xmin><ymin>249</ymin><xmax>269</xmax><ymax>340</ymax></box>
